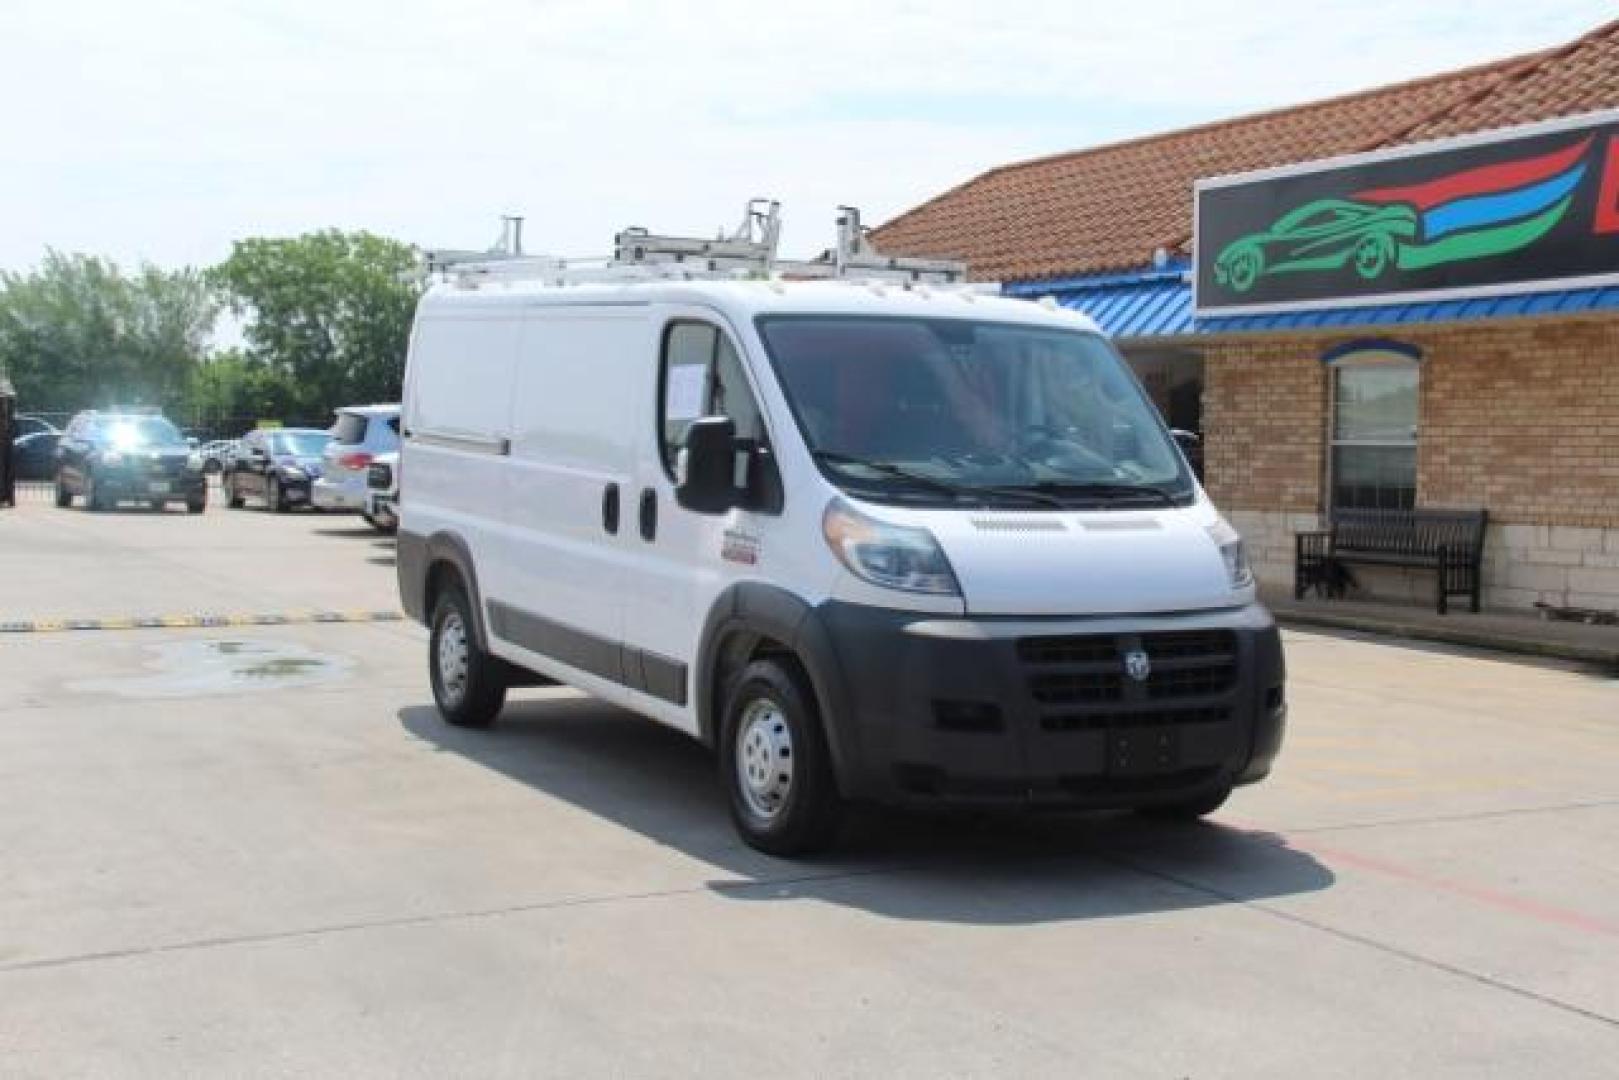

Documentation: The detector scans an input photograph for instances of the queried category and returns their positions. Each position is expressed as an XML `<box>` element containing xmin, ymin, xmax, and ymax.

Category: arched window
<box><xmin>1325</xmin><ymin>340</ymin><xmax>1420</xmax><ymax>511</ymax></box>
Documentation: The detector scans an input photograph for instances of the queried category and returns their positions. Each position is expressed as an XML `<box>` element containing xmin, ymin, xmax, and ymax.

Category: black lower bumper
<box><xmin>96</xmin><ymin>471</ymin><xmax>207</xmax><ymax>502</ymax></box>
<box><xmin>816</xmin><ymin>601</ymin><xmax>1286</xmax><ymax>809</ymax></box>
<box><xmin>281</xmin><ymin>478</ymin><xmax>314</xmax><ymax>502</ymax></box>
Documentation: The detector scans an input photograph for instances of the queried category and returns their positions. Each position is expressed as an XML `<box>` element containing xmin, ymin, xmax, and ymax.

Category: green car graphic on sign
<box><xmin>1213</xmin><ymin>199</ymin><xmax>1419</xmax><ymax>293</ymax></box>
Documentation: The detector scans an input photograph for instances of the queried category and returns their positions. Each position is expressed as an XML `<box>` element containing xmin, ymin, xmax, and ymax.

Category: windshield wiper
<box><xmin>812</xmin><ymin>451</ymin><xmax>1064</xmax><ymax>509</ymax></box>
<box><xmin>1000</xmin><ymin>481</ymin><xmax>1179</xmax><ymax>507</ymax></box>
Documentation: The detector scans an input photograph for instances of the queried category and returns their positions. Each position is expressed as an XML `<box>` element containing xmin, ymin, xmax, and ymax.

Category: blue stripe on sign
<box><xmin>1423</xmin><ymin>165</ymin><xmax>1586</xmax><ymax>240</ymax></box>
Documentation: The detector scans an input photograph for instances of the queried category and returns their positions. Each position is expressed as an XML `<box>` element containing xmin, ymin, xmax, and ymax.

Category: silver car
<box><xmin>312</xmin><ymin>405</ymin><xmax>400</xmax><ymax>520</ymax></box>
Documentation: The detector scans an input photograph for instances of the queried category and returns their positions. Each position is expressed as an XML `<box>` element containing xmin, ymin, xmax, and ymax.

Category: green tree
<box><xmin>208</xmin><ymin>231</ymin><xmax>419</xmax><ymax>416</ymax></box>
<box><xmin>188</xmin><ymin>348</ymin><xmax>308</xmax><ymax>429</ymax></box>
<box><xmin>0</xmin><ymin>251</ymin><xmax>218</xmax><ymax>414</ymax></box>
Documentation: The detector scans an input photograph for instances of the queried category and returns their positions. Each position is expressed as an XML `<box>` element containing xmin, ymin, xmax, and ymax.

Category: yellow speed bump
<box><xmin>0</xmin><ymin>611</ymin><xmax>405</xmax><ymax>634</ymax></box>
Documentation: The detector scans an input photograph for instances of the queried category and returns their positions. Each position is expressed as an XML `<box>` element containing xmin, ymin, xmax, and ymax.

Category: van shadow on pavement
<box><xmin>399</xmin><ymin>695</ymin><xmax>1333</xmax><ymax>926</ymax></box>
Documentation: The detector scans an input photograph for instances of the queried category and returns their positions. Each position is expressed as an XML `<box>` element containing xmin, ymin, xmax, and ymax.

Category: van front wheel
<box><xmin>429</xmin><ymin>581</ymin><xmax>506</xmax><ymax>728</ymax></box>
<box><xmin>721</xmin><ymin>658</ymin><xmax>843</xmax><ymax>857</ymax></box>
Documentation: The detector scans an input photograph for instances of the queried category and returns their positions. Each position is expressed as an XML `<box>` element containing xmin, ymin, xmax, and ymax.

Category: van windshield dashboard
<box><xmin>755</xmin><ymin>316</ymin><xmax>1194</xmax><ymax>509</ymax></box>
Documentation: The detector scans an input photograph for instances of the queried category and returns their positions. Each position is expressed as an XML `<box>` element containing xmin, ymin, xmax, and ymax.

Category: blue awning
<box><xmin>1004</xmin><ymin>272</ymin><xmax>1619</xmax><ymax>340</ymax></box>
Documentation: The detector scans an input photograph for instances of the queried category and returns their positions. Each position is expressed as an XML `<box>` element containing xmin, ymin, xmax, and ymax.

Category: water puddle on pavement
<box><xmin>71</xmin><ymin>639</ymin><xmax>354</xmax><ymax>699</ymax></box>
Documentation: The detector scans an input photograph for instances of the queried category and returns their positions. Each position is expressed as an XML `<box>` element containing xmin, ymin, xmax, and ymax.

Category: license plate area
<box><xmin>147</xmin><ymin>481</ymin><xmax>171</xmax><ymax>495</ymax></box>
<box><xmin>1106</xmin><ymin>726</ymin><xmax>1181</xmax><ymax>776</ymax></box>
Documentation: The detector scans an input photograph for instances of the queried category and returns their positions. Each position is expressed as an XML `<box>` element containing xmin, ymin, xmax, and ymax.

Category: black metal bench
<box><xmin>1295</xmin><ymin>508</ymin><xmax>1488</xmax><ymax>615</ymax></box>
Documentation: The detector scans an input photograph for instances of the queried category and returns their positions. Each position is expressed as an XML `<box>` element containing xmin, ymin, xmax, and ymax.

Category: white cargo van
<box><xmin>398</xmin><ymin>211</ymin><xmax>1285</xmax><ymax>855</ymax></box>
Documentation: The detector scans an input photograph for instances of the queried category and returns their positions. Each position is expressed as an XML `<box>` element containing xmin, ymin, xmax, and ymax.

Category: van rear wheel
<box><xmin>429</xmin><ymin>581</ymin><xmax>506</xmax><ymax>728</ymax></box>
<box><xmin>721</xmin><ymin>658</ymin><xmax>843</xmax><ymax>856</ymax></box>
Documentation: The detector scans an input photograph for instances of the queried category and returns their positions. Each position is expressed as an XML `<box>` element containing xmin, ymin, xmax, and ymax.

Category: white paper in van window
<box><xmin>666</xmin><ymin>364</ymin><xmax>708</xmax><ymax>419</ymax></box>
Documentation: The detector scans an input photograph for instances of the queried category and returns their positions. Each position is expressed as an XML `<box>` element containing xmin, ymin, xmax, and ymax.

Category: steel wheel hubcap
<box><xmin>437</xmin><ymin>610</ymin><xmax>469</xmax><ymax>705</ymax></box>
<box><xmin>736</xmin><ymin>697</ymin><xmax>794</xmax><ymax>820</ymax></box>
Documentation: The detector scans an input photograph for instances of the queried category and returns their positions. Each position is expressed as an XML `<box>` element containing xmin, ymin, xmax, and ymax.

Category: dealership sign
<box><xmin>1194</xmin><ymin>109</ymin><xmax>1619</xmax><ymax>315</ymax></box>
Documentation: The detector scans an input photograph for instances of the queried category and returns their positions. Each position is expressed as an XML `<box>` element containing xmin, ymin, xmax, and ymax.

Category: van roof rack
<box><xmin>419</xmin><ymin>201</ymin><xmax>973</xmax><ymax>288</ymax></box>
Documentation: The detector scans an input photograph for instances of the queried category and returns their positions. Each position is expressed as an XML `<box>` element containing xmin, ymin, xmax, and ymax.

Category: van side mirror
<box><xmin>676</xmin><ymin>416</ymin><xmax>737</xmax><ymax>514</ymax></box>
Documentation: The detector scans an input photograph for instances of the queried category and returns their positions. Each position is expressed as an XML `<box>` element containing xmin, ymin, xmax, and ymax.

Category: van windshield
<box><xmin>756</xmin><ymin>316</ymin><xmax>1193</xmax><ymax>508</ymax></box>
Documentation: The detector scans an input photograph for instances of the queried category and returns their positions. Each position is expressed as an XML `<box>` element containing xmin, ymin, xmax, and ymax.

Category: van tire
<box><xmin>721</xmin><ymin>658</ymin><xmax>843</xmax><ymax>857</ymax></box>
<box><xmin>1136</xmin><ymin>783</ymin><xmax>1233</xmax><ymax>821</ymax></box>
<box><xmin>429</xmin><ymin>580</ymin><xmax>506</xmax><ymax>729</ymax></box>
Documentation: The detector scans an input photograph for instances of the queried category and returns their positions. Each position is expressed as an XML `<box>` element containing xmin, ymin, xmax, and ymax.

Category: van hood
<box><xmin>920</xmin><ymin>505</ymin><xmax>1242</xmax><ymax>616</ymax></box>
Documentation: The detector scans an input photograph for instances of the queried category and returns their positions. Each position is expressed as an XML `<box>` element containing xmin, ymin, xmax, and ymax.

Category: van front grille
<box><xmin>1041</xmin><ymin>706</ymin><xmax>1231</xmax><ymax>732</ymax></box>
<box><xmin>1016</xmin><ymin>629</ymin><xmax>1240</xmax><ymax>718</ymax></box>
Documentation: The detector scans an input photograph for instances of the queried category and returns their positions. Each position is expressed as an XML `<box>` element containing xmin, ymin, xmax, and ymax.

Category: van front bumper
<box><xmin>817</xmin><ymin>601</ymin><xmax>1285</xmax><ymax>809</ymax></box>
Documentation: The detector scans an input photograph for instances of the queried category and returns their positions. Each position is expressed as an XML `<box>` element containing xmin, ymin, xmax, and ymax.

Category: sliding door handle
<box><xmin>638</xmin><ymin>488</ymin><xmax>657</xmax><ymax>541</ymax></box>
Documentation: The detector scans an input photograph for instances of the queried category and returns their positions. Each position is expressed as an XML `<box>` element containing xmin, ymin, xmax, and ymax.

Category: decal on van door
<box><xmin>721</xmin><ymin>528</ymin><xmax>760</xmax><ymax>566</ymax></box>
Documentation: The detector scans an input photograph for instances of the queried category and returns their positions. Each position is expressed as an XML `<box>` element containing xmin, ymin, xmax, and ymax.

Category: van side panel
<box><xmin>401</xmin><ymin>311</ymin><xmax>521</xmax><ymax>622</ymax></box>
<box><xmin>409</xmin><ymin>316</ymin><xmax>521</xmax><ymax>443</ymax></box>
<box><xmin>489</xmin><ymin>308</ymin><xmax>648</xmax><ymax>679</ymax></box>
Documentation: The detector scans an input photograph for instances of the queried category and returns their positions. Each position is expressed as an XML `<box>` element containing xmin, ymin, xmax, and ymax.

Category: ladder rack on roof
<box><xmin>419</xmin><ymin>200</ymin><xmax>972</xmax><ymax>287</ymax></box>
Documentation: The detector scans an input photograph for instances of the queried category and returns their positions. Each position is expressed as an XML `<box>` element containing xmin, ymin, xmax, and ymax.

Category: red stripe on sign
<box><xmin>1355</xmin><ymin>136</ymin><xmax>1593</xmax><ymax>211</ymax></box>
<box><xmin>1594</xmin><ymin>136</ymin><xmax>1619</xmax><ymax>235</ymax></box>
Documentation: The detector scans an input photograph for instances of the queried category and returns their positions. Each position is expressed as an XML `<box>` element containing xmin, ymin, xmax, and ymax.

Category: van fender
<box><xmin>695</xmin><ymin>583</ymin><xmax>857</xmax><ymax>793</ymax></box>
<box><xmin>399</xmin><ymin>528</ymin><xmax>492</xmax><ymax>651</ymax></box>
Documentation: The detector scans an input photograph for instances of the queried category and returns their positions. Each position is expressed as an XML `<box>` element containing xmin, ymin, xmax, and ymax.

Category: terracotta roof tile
<box><xmin>873</xmin><ymin>19</ymin><xmax>1619</xmax><ymax>283</ymax></box>
<box><xmin>1398</xmin><ymin>18</ymin><xmax>1619</xmax><ymax>141</ymax></box>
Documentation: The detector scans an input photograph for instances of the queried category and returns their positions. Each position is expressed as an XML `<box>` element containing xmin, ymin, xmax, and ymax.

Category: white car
<box><xmin>198</xmin><ymin>439</ymin><xmax>238</xmax><ymax>474</ymax></box>
<box><xmin>365</xmin><ymin>452</ymin><xmax>398</xmax><ymax>533</ymax></box>
<box><xmin>394</xmin><ymin>220</ymin><xmax>1284</xmax><ymax>856</ymax></box>
<box><xmin>312</xmin><ymin>404</ymin><xmax>400</xmax><ymax>519</ymax></box>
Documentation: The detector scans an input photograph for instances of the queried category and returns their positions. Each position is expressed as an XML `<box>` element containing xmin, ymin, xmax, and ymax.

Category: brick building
<box><xmin>875</xmin><ymin>19</ymin><xmax>1619</xmax><ymax>614</ymax></box>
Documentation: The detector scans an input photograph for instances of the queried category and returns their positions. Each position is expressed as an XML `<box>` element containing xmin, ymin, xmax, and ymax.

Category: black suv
<box><xmin>55</xmin><ymin>411</ymin><xmax>207</xmax><ymax>512</ymax></box>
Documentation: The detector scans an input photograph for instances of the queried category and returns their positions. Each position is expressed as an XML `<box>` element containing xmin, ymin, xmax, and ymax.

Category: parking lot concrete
<box><xmin>0</xmin><ymin>489</ymin><xmax>401</xmax><ymax>620</ymax></box>
<box><xmin>1</xmin><ymin>500</ymin><xmax>1616</xmax><ymax>1077</ymax></box>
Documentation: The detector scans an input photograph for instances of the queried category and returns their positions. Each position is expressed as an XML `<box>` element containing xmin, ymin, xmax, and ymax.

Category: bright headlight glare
<box><xmin>187</xmin><ymin>454</ymin><xmax>205</xmax><ymax>471</ymax></box>
<box><xmin>1207</xmin><ymin>519</ymin><xmax>1254</xmax><ymax>589</ymax></box>
<box><xmin>822</xmin><ymin>498</ymin><xmax>959</xmax><ymax>596</ymax></box>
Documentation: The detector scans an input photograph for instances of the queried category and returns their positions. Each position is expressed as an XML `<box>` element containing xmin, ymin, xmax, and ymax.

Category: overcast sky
<box><xmin>3</xmin><ymin>0</ymin><xmax>1612</xmax><ymax>273</ymax></box>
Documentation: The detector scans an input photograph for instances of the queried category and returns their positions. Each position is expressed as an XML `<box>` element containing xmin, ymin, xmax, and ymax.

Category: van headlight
<box><xmin>1207</xmin><ymin>519</ymin><xmax>1254</xmax><ymax>589</ymax></box>
<box><xmin>823</xmin><ymin>498</ymin><xmax>960</xmax><ymax>596</ymax></box>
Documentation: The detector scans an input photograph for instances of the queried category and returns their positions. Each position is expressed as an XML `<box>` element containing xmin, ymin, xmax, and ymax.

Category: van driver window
<box><xmin>660</xmin><ymin>321</ymin><xmax>765</xmax><ymax>473</ymax></box>
<box><xmin>712</xmin><ymin>335</ymin><xmax>764</xmax><ymax>444</ymax></box>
